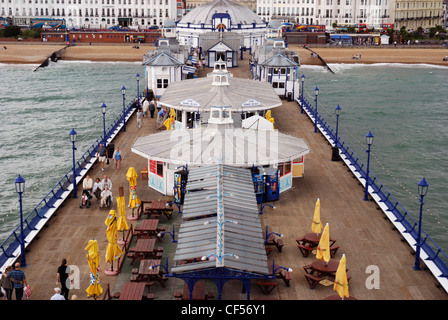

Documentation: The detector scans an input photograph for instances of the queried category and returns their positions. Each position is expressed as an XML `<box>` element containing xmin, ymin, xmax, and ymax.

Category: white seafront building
<box><xmin>1</xmin><ymin>0</ymin><xmax>443</xmax><ymax>31</ymax></box>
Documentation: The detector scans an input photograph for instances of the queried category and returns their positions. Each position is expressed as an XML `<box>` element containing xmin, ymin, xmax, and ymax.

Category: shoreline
<box><xmin>0</xmin><ymin>42</ymin><xmax>447</xmax><ymax>66</ymax></box>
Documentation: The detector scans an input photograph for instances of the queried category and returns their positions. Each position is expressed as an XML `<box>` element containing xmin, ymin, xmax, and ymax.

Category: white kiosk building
<box><xmin>250</xmin><ymin>38</ymin><xmax>301</xmax><ymax>101</ymax></box>
<box><xmin>176</xmin><ymin>0</ymin><xmax>267</xmax><ymax>50</ymax></box>
<box><xmin>131</xmin><ymin>61</ymin><xmax>310</xmax><ymax>197</ymax></box>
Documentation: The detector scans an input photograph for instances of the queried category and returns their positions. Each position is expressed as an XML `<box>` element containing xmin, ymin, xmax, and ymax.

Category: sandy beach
<box><xmin>1</xmin><ymin>42</ymin><xmax>447</xmax><ymax>66</ymax></box>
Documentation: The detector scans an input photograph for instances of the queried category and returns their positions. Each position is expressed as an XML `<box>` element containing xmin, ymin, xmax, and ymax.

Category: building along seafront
<box><xmin>2</xmin><ymin>49</ymin><xmax>447</xmax><ymax>300</ymax></box>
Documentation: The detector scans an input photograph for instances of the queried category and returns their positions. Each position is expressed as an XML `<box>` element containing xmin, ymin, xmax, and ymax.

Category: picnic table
<box><xmin>129</xmin><ymin>238</ymin><xmax>157</xmax><ymax>264</ymax></box>
<box><xmin>140</xmin><ymin>200</ymin><xmax>173</xmax><ymax>219</ymax></box>
<box><xmin>296</xmin><ymin>233</ymin><xmax>338</xmax><ymax>257</ymax></box>
<box><xmin>303</xmin><ymin>260</ymin><xmax>347</xmax><ymax>289</ymax></box>
<box><xmin>182</xmin><ymin>281</ymin><xmax>206</xmax><ymax>300</ymax></box>
<box><xmin>119</xmin><ymin>282</ymin><xmax>150</xmax><ymax>300</ymax></box>
<box><xmin>134</xmin><ymin>219</ymin><xmax>163</xmax><ymax>241</ymax></box>
<box><xmin>137</xmin><ymin>259</ymin><xmax>168</xmax><ymax>287</ymax></box>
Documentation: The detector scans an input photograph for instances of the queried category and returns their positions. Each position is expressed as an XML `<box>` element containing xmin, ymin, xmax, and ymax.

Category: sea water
<box><xmin>0</xmin><ymin>61</ymin><xmax>447</xmax><ymax>252</ymax></box>
<box><xmin>0</xmin><ymin>61</ymin><xmax>144</xmax><ymax>242</ymax></box>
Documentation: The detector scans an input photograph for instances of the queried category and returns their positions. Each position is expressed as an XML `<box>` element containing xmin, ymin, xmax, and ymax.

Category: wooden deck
<box><xmin>19</xmin><ymin>54</ymin><xmax>447</xmax><ymax>300</ymax></box>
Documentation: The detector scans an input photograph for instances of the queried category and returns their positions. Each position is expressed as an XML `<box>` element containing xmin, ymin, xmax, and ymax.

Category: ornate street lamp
<box><xmin>14</xmin><ymin>174</ymin><xmax>27</xmax><ymax>267</ymax></box>
<box><xmin>413</xmin><ymin>177</ymin><xmax>429</xmax><ymax>271</ymax></box>
<box><xmin>363</xmin><ymin>131</ymin><xmax>374</xmax><ymax>201</ymax></box>
<box><xmin>314</xmin><ymin>86</ymin><xmax>319</xmax><ymax>133</ymax></box>
<box><xmin>121</xmin><ymin>85</ymin><xmax>126</xmax><ymax>132</ymax></box>
<box><xmin>69</xmin><ymin>128</ymin><xmax>77</xmax><ymax>199</ymax></box>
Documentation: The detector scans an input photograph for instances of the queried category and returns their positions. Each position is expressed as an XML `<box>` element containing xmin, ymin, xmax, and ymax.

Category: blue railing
<box><xmin>299</xmin><ymin>94</ymin><xmax>448</xmax><ymax>283</ymax></box>
<box><xmin>0</xmin><ymin>95</ymin><xmax>141</xmax><ymax>268</ymax></box>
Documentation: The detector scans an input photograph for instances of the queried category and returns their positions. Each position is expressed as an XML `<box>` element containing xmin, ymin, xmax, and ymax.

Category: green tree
<box><xmin>3</xmin><ymin>25</ymin><xmax>21</xmax><ymax>38</ymax></box>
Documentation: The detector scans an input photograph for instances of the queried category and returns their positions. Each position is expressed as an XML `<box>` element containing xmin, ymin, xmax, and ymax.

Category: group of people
<box><xmin>97</xmin><ymin>144</ymin><xmax>123</xmax><ymax>171</ymax></box>
<box><xmin>1</xmin><ymin>263</ymin><xmax>27</xmax><ymax>300</ymax></box>
<box><xmin>136</xmin><ymin>97</ymin><xmax>162</xmax><ymax>129</ymax></box>
<box><xmin>80</xmin><ymin>174</ymin><xmax>114</xmax><ymax>209</ymax></box>
<box><xmin>0</xmin><ymin>260</ymin><xmax>78</xmax><ymax>300</ymax></box>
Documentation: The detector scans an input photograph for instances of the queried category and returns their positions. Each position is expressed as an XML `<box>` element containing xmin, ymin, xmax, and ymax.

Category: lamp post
<box><xmin>414</xmin><ymin>177</ymin><xmax>429</xmax><ymax>271</ymax></box>
<box><xmin>300</xmin><ymin>74</ymin><xmax>305</xmax><ymax>113</ymax></box>
<box><xmin>136</xmin><ymin>73</ymin><xmax>140</xmax><ymax>110</ymax></box>
<box><xmin>332</xmin><ymin>105</ymin><xmax>341</xmax><ymax>161</ymax></box>
<box><xmin>69</xmin><ymin>128</ymin><xmax>77</xmax><ymax>199</ymax></box>
<box><xmin>101</xmin><ymin>102</ymin><xmax>107</xmax><ymax>146</ymax></box>
<box><xmin>121</xmin><ymin>85</ymin><xmax>126</xmax><ymax>132</ymax></box>
<box><xmin>363</xmin><ymin>131</ymin><xmax>374</xmax><ymax>201</ymax></box>
<box><xmin>314</xmin><ymin>86</ymin><xmax>319</xmax><ymax>133</ymax></box>
<box><xmin>14</xmin><ymin>174</ymin><xmax>27</xmax><ymax>267</ymax></box>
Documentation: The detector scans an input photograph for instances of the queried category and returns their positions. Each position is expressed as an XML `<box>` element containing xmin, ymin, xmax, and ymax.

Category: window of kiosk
<box><xmin>284</xmin><ymin>162</ymin><xmax>291</xmax><ymax>175</ymax></box>
<box><xmin>278</xmin><ymin>163</ymin><xmax>284</xmax><ymax>177</ymax></box>
<box><xmin>212</xmin><ymin>110</ymin><xmax>220</xmax><ymax>119</ymax></box>
<box><xmin>156</xmin><ymin>161</ymin><xmax>163</xmax><ymax>177</ymax></box>
<box><xmin>176</xmin><ymin>109</ymin><xmax>182</xmax><ymax>122</ymax></box>
<box><xmin>222</xmin><ymin>110</ymin><xmax>229</xmax><ymax>119</ymax></box>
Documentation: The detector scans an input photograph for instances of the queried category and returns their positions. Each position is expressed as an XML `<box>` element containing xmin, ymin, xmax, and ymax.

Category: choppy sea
<box><xmin>0</xmin><ymin>61</ymin><xmax>447</xmax><ymax>254</ymax></box>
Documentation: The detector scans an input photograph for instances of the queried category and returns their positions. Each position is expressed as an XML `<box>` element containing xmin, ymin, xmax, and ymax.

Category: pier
<box><xmin>4</xmin><ymin>54</ymin><xmax>447</xmax><ymax>301</ymax></box>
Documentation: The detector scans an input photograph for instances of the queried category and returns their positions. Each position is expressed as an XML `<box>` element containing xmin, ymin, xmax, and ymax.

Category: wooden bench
<box><xmin>330</xmin><ymin>245</ymin><xmax>340</xmax><ymax>258</ymax></box>
<box><xmin>304</xmin><ymin>273</ymin><xmax>323</xmax><ymax>289</ymax></box>
<box><xmin>303</xmin><ymin>263</ymin><xmax>314</xmax><ymax>274</ymax></box>
<box><xmin>298</xmin><ymin>244</ymin><xmax>314</xmax><ymax>257</ymax></box>
<box><xmin>256</xmin><ymin>281</ymin><xmax>278</xmax><ymax>295</ymax></box>
<box><xmin>284</xmin><ymin>271</ymin><xmax>292</xmax><ymax>287</ymax></box>
<box><xmin>275</xmin><ymin>239</ymin><xmax>284</xmax><ymax>252</ymax></box>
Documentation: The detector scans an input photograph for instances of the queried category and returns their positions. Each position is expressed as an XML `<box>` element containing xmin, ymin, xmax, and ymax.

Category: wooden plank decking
<box><xmin>18</xmin><ymin>53</ymin><xmax>447</xmax><ymax>301</ymax></box>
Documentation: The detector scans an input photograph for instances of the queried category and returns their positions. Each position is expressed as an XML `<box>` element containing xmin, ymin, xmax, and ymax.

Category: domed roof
<box><xmin>179</xmin><ymin>0</ymin><xmax>264</xmax><ymax>26</ymax></box>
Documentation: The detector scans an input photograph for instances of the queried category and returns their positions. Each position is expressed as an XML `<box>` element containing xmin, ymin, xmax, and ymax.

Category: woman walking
<box><xmin>112</xmin><ymin>147</ymin><xmax>122</xmax><ymax>170</ymax></box>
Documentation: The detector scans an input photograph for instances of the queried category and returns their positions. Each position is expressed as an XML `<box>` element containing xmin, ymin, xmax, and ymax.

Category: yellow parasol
<box><xmin>311</xmin><ymin>198</ymin><xmax>322</xmax><ymax>234</ymax></box>
<box><xmin>126</xmin><ymin>167</ymin><xmax>141</xmax><ymax>215</ymax></box>
<box><xmin>104</xmin><ymin>210</ymin><xmax>123</xmax><ymax>275</ymax></box>
<box><xmin>334</xmin><ymin>254</ymin><xmax>349</xmax><ymax>299</ymax></box>
<box><xmin>85</xmin><ymin>239</ymin><xmax>103</xmax><ymax>299</ymax></box>
<box><xmin>116</xmin><ymin>187</ymin><xmax>129</xmax><ymax>244</ymax></box>
<box><xmin>315</xmin><ymin>223</ymin><xmax>332</xmax><ymax>286</ymax></box>
<box><xmin>316</xmin><ymin>223</ymin><xmax>330</xmax><ymax>264</ymax></box>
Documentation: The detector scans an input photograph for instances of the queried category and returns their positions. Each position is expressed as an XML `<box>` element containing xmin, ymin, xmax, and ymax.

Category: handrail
<box><xmin>0</xmin><ymin>93</ymin><xmax>142</xmax><ymax>269</ymax></box>
<box><xmin>299</xmin><ymin>94</ymin><xmax>448</xmax><ymax>283</ymax></box>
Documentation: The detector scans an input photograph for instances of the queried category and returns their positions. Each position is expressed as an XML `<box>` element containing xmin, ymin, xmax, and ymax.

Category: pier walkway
<box><xmin>18</xmin><ymin>54</ymin><xmax>447</xmax><ymax>300</ymax></box>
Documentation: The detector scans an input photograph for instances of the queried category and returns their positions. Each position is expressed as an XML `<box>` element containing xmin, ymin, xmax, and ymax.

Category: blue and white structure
<box><xmin>142</xmin><ymin>38</ymin><xmax>190</xmax><ymax>98</ymax></box>
<box><xmin>250</xmin><ymin>38</ymin><xmax>300</xmax><ymax>101</ymax></box>
<box><xmin>176</xmin><ymin>0</ymin><xmax>267</xmax><ymax>50</ymax></box>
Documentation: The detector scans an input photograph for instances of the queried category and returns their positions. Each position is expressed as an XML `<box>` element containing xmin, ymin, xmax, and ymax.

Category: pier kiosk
<box><xmin>131</xmin><ymin>62</ymin><xmax>310</xmax><ymax>196</ymax></box>
<box><xmin>250</xmin><ymin>38</ymin><xmax>300</xmax><ymax>101</ymax></box>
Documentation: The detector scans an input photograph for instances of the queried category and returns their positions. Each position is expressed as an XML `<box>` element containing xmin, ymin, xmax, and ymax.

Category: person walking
<box><xmin>101</xmin><ymin>175</ymin><xmax>112</xmax><ymax>191</ymax></box>
<box><xmin>137</xmin><ymin>109</ymin><xmax>142</xmax><ymax>129</ymax></box>
<box><xmin>56</xmin><ymin>258</ymin><xmax>70</xmax><ymax>300</ymax></box>
<box><xmin>0</xmin><ymin>265</ymin><xmax>14</xmax><ymax>300</ymax></box>
<box><xmin>142</xmin><ymin>99</ymin><xmax>149</xmax><ymax>118</ymax></box>
<box><xmin>97</xmin><ymin>143</ymin><xmax>108</xmax><ymax>171</ymax></box>
<box><xmin>149</xmin><ymin>99</ymin><xmax>155</xmax><ymax>118</ymax></box>
<box><xmin>112</xmin><ymin>147</ymin><xmax>123</xmax><ymax>170</ymax></box>
<box><xmin>5</xmin><ymin>262</ymin><xmax>27</xmax><ymax>300</ymax></box>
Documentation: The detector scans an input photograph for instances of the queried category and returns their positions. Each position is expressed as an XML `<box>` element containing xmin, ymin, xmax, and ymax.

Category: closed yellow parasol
<box><xmin>105</xmin><ymin>210</ymin><xmax>123</xmax><ymax>275</ymax></box>
<box><xmin>316</xmin><ymin>223</ymin><xmax>330</xmax><ymax>263</ymax></box>
<box><xmin>85</xmin><ymin>239</ymin><xmax>103</xmax><ymax>299</ymax></box>
<box><xmin>311</xmin><ymin>198</ymin><xmax>322</xmax><ymax>234</ymax></box>
<box><xmin>334</xmin><ymin>254</ymin><xmax>349</xmax><ymax>299</ymax></box>
<box><xmin>116</xmin><ymin>187</ymin><xmax>129</xmax><ymax>242</ymax></box>
<box><xmin>126</xmin><ymin>167</ymin><xmax>141</xmax><ymax>211</ymax></box>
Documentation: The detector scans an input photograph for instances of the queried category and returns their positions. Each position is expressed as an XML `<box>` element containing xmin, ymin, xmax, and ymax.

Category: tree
<box><xmin>3</xmin><ymin>25</ymin><xmax>21</xmax><ymax>38</ymax></box>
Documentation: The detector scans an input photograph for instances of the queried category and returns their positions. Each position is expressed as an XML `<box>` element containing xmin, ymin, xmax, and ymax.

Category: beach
<box><xmin>1</xmin><ymin>42</ymin><xmax>447</xmax><ymax>66</ymax></box>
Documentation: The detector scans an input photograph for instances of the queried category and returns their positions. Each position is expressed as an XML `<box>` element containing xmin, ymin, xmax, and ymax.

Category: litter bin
<box><xmin>107</xmin><ymin>143</ymin><xmax>114</xmax><ymax>158</ymax></box>
<box><xmin>331</xmin><ymin>146</ymin><xmax>340</xmax><ymax>161</ymax></box>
